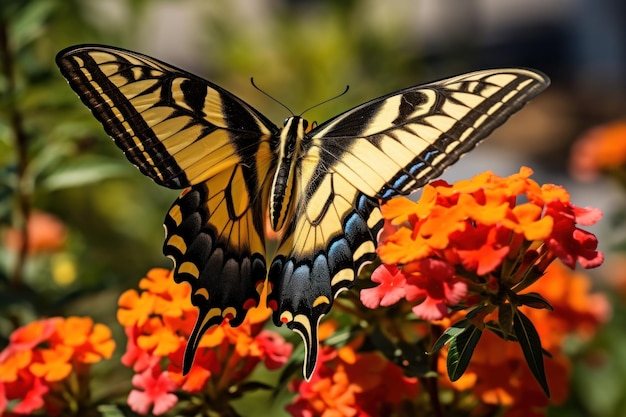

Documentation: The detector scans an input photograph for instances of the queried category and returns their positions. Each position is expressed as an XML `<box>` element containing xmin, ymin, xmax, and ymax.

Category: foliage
<box><xmin>0</xmin><ymin>1</ymin><xmax>623</xmax><ymax>417</ymax></box>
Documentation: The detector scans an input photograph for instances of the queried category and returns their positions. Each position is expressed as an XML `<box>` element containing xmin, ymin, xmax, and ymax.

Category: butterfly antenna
<box><xmin>251</xmin><ymin>77</ymin><xmax>294</xmax><ymax>116</ymax></box>
<box><xmin>299</xmin><ymin>85</ymin><xmax>350</xmax><ymax>117</ymax></box>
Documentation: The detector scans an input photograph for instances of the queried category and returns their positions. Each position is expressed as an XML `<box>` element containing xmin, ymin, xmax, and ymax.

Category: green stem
<box><xmin>0</xmin><ymin>18</ymin><xmax>31</xmax><ymax>288</ymax></box>
<box><xmin>422</xmin><ymin>324</ymin><xmax>444</xmax><ymax>417</ymax></box>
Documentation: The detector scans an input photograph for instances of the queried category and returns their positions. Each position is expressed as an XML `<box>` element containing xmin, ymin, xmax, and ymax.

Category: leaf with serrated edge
<box><xmin>447</xmin><ymin>324</ymin><xmax>482</xmax><ymax>381</ymax></box>
<box><xmin>513</xmin><ymin>309</ymin><xmax>550</xmax><ymax>397</ymax></box>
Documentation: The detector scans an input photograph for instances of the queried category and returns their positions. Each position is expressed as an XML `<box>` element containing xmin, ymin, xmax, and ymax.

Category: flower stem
<box><xmin>422</xmin><ymin>324</ymin><xmax>444</xmax><ymax>417</ymax></box>
<box><xmin>0</xmin><ymin>18</ymin><xmax>31</xmax><ymax>288</ymax></box>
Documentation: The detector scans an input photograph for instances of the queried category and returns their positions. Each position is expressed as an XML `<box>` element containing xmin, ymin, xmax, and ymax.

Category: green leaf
<box><xmin>430</xmin><ymin>319</ymin><xmax>470</xmax><ymax>353</ymax></box>
<box><xmin>39</xmin><ymin>158</ymin><xmax>131</xmax><ymax>191</ymax></box>
<box><xmin>517</xmin><ymin>292</ymin><xmax>553</xmax><ymax>310</ymax></box>
<box><xmin>486</xmin><ymin>321</ymin><xmax>518</xmax><ymax>341</ymax></box>
<box><xmin>513</xmin><ymin>309</ymin><xmax>550</xmax><ymax>397</ymax></box>
<box><xmin>447</xmin><ymin>324</ymin><xmax>482</xmax><ymax>381</ymax></box>
<box><xmin>96</xmin><ymin>404</ymin><xmax>135</xmax><ymax>417</ymax></box>
<box><xmin>465</xmin><ymin>304</ymin><xmax>488</xmax><ymax>320</ymax></box>
<box><xmin>275</xmin><ymin>360</ymin><xmax>304</xmax><ymax>396</ymax></box>
<box><xmin>498</xmin><ymin>303</ymin><xmax>514</xmax><ymax>340</ymax></box>
<box><xmin>10</xmin><ymin>0</ymin><xmax>57</xmax><ymax>49</ymax></box>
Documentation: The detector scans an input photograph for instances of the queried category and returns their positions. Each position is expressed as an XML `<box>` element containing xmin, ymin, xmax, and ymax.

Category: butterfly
<box><xmin>56</xmin><ymin>44</ymin><xmax>549</xmax><ymax>379</ymax></box>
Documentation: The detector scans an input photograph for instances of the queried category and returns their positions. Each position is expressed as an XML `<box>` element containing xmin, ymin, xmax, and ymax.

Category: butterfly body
<box><xmin>269</xmin><ymin>116</ymin><xmax>308</xmax><ymax>232</ymax></box>
<box><xmin>56</xmin><ymin>45</ymin><xmax>549</xmax><ymax>379</ymax></box>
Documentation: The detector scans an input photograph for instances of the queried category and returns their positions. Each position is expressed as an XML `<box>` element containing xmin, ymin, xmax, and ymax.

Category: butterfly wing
<box><xmin>269</xmin><ymin>69</ymin><xmax>550</xmax><ymax>378</ymax></box>
<box><xmin>56</xmin><ymin>45</ymin><xmax>279</xmax><ymax>371</ymax></box>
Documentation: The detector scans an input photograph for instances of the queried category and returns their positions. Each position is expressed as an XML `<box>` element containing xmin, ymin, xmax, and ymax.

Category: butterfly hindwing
<box><xmin>163</xmin><ymin>171</ymin><xmax>268</xmax><ymax>370</ymax></box>
<box><xmin>269</xmin><ymin>187</ymin><xmax>381</xmax><ymax>378</ymax></box>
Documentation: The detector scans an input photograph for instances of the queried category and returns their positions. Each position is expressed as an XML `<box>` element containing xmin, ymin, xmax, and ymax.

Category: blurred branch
<box><xmin>1</xmin><ymin>18</ymin><xmax>31</xmax><ymax>288</ymax></box>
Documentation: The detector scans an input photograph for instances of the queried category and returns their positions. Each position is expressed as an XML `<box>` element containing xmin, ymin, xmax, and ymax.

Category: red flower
<box><xmin>360</xmin><ymin>264</ymin><xmax>408</xmax><ymax>309</ymax></box>
<box><xmin>404</xmin><ymin>259</ymin><xmax>468</xmax><ymax>321</ymax></box>
<box><xmin>287</xmin><ymin>336</ymin><xmax>418</xmax><ymax>417</ymax></box>
<box><xmin>257</xmin><ymin>330</ymin><xmax>294</xmax><ymax>370</ymax></box>
<box><xmin>454</xmin><ymin>225</ymin><xmax>511</xmax><ymax>276</ymax></box>
<box><xmin>128</xmin><ymin>365</ymin><xmax>179</xmax><ymax>415</ymax></box>
<box><xmin>8</xmin><ymin>374</ymin><xmax>49</xmax><ymax>415</ymax></box>
<box><xmin>121</xmin><ymin>326</ymin><xmax>159</xmax><ymax>373</ymax></box>
<box><xmin>545</xmin><ymin>201</ymin><xmax>603</xmax><ymax>269</ymax></box>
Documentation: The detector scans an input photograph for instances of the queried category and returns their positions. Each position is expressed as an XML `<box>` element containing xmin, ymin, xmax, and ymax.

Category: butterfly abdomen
<box><xmin>269</xmin><ymin>116</ymin><xmax>308</xmax><ymax>232</ymax></box>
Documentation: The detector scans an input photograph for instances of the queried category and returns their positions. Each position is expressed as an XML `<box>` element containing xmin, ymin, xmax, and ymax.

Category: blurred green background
<box><xmin>1</xmin><ymin>0</ymin><xmax>626</xmax><ymax>416</ymax></box>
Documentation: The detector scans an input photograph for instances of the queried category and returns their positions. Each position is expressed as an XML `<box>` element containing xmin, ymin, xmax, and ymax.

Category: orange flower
<box><xmin>0</xmin><ymin>317</ymin><xmax>115</xmax><ymax>416</ymax></box>
<box><xmin>136</xmin><ymin>318</ymin><xmax>182</xmax><ymax>357</ymax></box>
<box><xmin>525</xmin><ymin>261</ymin><xmax>610</xmax><ymax>347</ymax></box>
<box><xmin>117</xmin><ymin>268</ymin><xmax>293</xmax><ymax>415</ymax></box>
<box><xmin>363</xmin><ymin>168</ymin><xmax>604</xmax><ymax>403</ymax></box>
<box><xmin>30</xmin><ymin>345</ymin><xmax>74</xmax><ymax>382</ymax></box>
<box><xmin>0</xmin><ymin>349</ymin><xmax>32</xmax><ymax>383</ymax></box>
<box><xmin>367</xmin><ymin>167</ymin><xmax>603</xmax><ymax>321</ymax></box>
<box><xmin>117</xmin><ymin>289</ymin><xmax>158</xmax><ymax>327</ymax></box>
<box><xmin>287</xmin><ymin>336</ymin><xmax>418</xmax><ymax>417</ymax></box>
<box><xmin>570</xmin><ymin>120</ymin><xmax>626</xmax><ymax>181</ymax></box>
<box><xmin>52</xmin><ymin>316</ymin><xmax>115</xmax><ymax>363</ymax></box>
<box><xmin>3</xmin><ymin>211</ymin><xmax>66</xmax><ymax>254</ymax></box>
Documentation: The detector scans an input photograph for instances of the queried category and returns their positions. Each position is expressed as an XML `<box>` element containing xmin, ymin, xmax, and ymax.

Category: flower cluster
<box><xmin>362</xmin><ymin>167</ymin><xmax>603</xmax><ymax>321</ymax></box>
<box><xmin>286</xmin><ymin>258</ymin><xmax>609</xmax><ymax>417</ymax></box>
<box><xmin>0</xmin><ymin>317</ymin><xmax>115</xmax><ymax>416</ymax></box>
<box><xmin>287</xmin><ymin>322</ymin><xmax>418</xmax><ymax>417</ymax></box>
<box><xmin>117</xmin><ymin>268</ymin><xmax>293</xmax><ymax>415</ymax></box>
<box><xmin>570</xmin><ymin>120</ymin><xmax>626</xmax><ymax>182</ymax></box>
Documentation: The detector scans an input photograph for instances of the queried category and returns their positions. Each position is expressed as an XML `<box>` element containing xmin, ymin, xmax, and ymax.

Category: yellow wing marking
<box><xmin>167</xmin><ymin>205</ymin><xmax>182</xmax><ymax>227</ymax></box>
<box><xmin>312</xmin><ymin>296</ymin><xmax>330</xmax><ymax>308</ymax></box>
<box><xmin>330</xmin><ymin>268</ymin><xmax>354</xmax><ymax>287</ymax></box>
<box><xmin>166</xmin><ymin>234</ymin><xmax>187</xmax><ymax>254</ymax></box>
<box><xmin>179</xmin><ymin>262</ymin><xmax>200</xmax><ymax>278</ymax></box>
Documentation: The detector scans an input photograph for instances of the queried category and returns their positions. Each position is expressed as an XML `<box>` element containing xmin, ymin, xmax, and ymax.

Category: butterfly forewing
<box><xmin>306</xmin><ymin>69</ymin><xmax>549</xmax><ymax>199</ymax></box>
<box><xmin>56</xmin><ymin>45</ymin><xmax>279</xmax><ymax>189</ymax></box>
<box><xmin>57</xmin><ymin>44</ymin><xmax>550</xmax><ymax>381</ymax></box>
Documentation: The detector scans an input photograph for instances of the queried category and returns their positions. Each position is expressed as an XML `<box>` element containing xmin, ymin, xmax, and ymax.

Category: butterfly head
<box><xmin>284</xmin><ymin>116</ymin><xmax>309</xmax><ymax>131</ymax></box>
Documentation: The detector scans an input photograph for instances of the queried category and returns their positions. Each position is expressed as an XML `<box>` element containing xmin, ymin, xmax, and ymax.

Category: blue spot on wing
<box><xmin>327</xmin><ymin>237</ymin><xmax>352</xmax><ymax>273</ymax></box>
